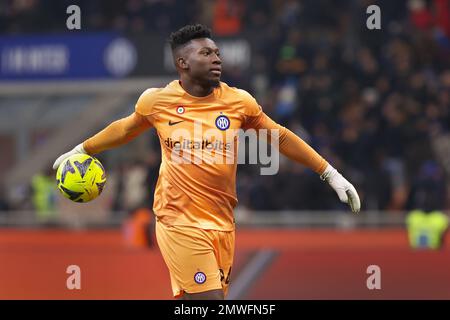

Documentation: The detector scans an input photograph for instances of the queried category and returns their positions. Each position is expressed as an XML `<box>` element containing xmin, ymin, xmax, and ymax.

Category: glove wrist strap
<box><xmin>320</xmin><ymin>164</ymin><xmax>336</xmax><ymax>181</ymax></box>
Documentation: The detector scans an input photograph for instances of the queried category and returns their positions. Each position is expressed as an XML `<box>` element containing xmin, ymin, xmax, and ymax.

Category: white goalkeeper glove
<box><xmin>320</xmin><ymin>164</ymin><xmax>361</xmax><ymax>213</ymax></box>
<box><xmin>52</xmin><ymin>143</ymin><xmax>87</xmax><ymax>170</ymax></box>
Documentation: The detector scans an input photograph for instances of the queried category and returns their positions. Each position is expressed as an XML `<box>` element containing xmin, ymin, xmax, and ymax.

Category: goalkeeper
<box><xmin>53</xmin><ymin>24</ymin><xmax>360</xmax><ymax>300</ymax></box>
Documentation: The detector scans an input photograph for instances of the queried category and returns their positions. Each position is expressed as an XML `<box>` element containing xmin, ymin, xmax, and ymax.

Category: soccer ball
<box><xmin>56</xmin><ymin>154</ymin><xmax>106</xmax><ymax>203</ymax></box>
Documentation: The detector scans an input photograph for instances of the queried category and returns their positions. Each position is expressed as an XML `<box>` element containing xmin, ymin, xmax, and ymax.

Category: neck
<box><xmin>179</xmin><ymin>76</ymin><xmax>215</xmax><ymax>97</ymax></box>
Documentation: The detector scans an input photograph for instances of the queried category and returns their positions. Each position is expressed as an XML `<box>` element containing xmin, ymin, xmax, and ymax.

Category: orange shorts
<box><xmin>155</xmin><ymin>220</ymin><xmax>235</xmax><ymax>298</ymax></box>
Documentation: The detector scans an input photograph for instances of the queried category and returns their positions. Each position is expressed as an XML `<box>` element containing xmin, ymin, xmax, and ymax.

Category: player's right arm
<box><xmin>52</xmin><ymin>89</ymin><xmax>156</xmax><ymax>170</ymax></box>
<box><xmin>83</xmin><ymin>112</ymin><xmax>152</xmax><ymax>155</ymax></box>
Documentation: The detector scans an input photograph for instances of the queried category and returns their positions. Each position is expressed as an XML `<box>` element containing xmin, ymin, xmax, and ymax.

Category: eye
<box><xmin>202</xmin><ymin>51</ymin><xmax>210</xmax><ymax>56</ymax></box>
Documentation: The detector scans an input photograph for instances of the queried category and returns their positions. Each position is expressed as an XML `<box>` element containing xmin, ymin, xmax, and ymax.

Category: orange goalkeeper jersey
<box><xmin>133</xmin><ymin>80</ymin><xmax>326</xmax><ymax>231</ymax></box>
<box><xmin>135</xmin><ymin>80</ymin><xmax>258</xmax><ymax>231</ymax></box>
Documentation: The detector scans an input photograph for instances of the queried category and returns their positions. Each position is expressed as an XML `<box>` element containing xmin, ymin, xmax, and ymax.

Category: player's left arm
<box><xmin>241</xmin><ymin>92</ymin><xmax>361</xmax><ymax>213</ymax></box>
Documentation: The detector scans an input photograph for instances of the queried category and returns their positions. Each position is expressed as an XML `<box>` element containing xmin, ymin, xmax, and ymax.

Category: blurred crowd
<box><xmin>1</xmin><ymin>0</ymin><xmax>450</xmax><ymax>214</ymax></box>
<box><xmin>231</xmin><ymin>0</ymin><xmax>450</xmax><ymax>213</ymax></box>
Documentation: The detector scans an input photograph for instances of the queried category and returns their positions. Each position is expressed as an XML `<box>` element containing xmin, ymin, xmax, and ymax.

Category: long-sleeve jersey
<box><xmin>84</xmin><ymin>80</ymin><xmax>327</xmax><ymax>231</ymax></box>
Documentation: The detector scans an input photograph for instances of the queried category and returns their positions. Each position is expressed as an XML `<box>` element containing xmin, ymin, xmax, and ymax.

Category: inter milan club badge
<box><xmin>194</xmin><ymin>272</ymin><xmax>206</xmax><ymax>284</ymax></box>
<box><xmin>176</xmin><ymin>106</ymin><xmax>185</xmax><ymax>114</ymax></box>
<box><xmin>215</xmin><ymin>115</ymin><xmax>230</xmax><ymax>130</ymax></box>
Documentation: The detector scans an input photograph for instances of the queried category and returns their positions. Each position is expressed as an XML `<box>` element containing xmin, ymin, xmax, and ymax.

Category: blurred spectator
<box><xmin>212</xmin><ymin>0</ymin><xmax>244</xmax><ymax>36</ymax></box>
<box><xmin>31</xmin><ymin>168</ymin><xmax>57</xmax><ymax>222</ymax></box>
<box><xmin>406</xmin><ymin>209</ymin><xmax>449</xmax><ymax>249</ymax></box>
<box><xmin>112</xmin><ymin>161</ymin><xmax>148</xmax><ymax>212</ymax></box>
<box><xmin>407</xmin><ymin>160</ymin><xmax>447</xmax><ymax>211</ymax></box>
<box><xmin>123</xmin><ymin>207</ymin><xmax>154</xmax><ymax>248</ymax></box>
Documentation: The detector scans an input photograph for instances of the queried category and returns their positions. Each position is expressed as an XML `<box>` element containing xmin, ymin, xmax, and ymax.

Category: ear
<box><xmin>177</xmin><ymin>57</ymin><xmax>189</xmax><ymax>70</ymax></box>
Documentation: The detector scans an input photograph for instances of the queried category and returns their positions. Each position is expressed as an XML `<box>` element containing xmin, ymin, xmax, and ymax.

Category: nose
<box><xmin>213</xmin><ymin>53</ymin><xmax>221</xmax><ymax>64</ymax></box>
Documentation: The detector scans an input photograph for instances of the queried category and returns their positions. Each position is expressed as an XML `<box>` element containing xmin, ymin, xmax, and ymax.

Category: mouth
<box><xmin>210</xmin><ymin>68</ymin><xmax>222</xmax><ymax>76</ymax></box>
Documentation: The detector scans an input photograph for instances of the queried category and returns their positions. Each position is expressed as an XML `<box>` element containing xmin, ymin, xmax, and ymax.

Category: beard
<box><xmin>198</xmin><ymin>76</ymin><xmax>220</xmax><ymax>89</ymax></box>
<box><xmin>190</xmin><ymin>70</ymin><xmax>221</xmax><ymax>89</ymax></box>
<box><xmin>208</xmin><ymin>78</ymin><xmax>221</xmax><ymax>88</ymax></box>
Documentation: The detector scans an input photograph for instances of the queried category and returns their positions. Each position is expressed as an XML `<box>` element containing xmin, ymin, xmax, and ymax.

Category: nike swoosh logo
<box><xmin>168</xmin><ymin>120</ymin><xmax>184</xmax><ymax>126</ymax></box>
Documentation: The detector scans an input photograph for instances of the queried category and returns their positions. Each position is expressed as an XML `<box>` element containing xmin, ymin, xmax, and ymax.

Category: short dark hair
<box><xmin>169</xmin><ymin>24</ymin><xmax>212</xmax><ymax>51</ymax></box>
